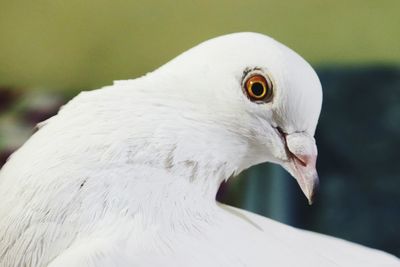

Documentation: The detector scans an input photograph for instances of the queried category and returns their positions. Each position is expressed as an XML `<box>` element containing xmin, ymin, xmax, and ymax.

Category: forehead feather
<box><xmin>157</xmin><ymin>32</ymin><xmax>322</xmax><ymax>134</ymax></box>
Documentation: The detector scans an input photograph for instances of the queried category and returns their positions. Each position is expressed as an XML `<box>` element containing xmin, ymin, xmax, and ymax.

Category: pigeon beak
<box><xmin>278</xmin><ymin>130</ymin><xmax>319</xmax><ymax>205</ymax></box>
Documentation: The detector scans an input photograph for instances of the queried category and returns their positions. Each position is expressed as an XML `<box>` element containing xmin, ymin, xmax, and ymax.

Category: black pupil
<box><xmin>251</xmin><ymin>82</ymin><xmax>264</xmax><ymax>97</ymax></box>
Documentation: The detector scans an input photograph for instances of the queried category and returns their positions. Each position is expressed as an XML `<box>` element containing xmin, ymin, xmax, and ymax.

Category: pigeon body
<box><xmin>0</xmin><ymin>32</ymin><xmax>398</xmax><ymax>266</ymax></box>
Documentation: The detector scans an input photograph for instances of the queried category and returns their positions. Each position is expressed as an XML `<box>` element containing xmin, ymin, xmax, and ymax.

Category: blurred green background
<box><xmin>0</xmin><ymin>0</ymin><xmax>399</xmax><ymax>257</ymax></box>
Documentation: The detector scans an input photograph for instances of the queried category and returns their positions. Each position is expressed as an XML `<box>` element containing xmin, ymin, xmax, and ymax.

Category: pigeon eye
<box><xmin>244</xmin><ymin>74</ymin><xmax>273</xmax><ymax>102</ymax></box>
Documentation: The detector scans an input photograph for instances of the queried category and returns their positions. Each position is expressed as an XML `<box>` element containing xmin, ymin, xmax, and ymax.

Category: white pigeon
<box><xmin>0</xmin><ymin>32</ymin><xmax>398</xmax><ymax>267</ymax></box>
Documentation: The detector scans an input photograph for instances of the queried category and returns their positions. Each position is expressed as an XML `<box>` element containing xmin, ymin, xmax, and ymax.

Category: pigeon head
<box><xmin>148</xmin><ymin>32</ymin><xmax>322</xmax><ymax>203</ymax></box>
<box><xmin>70</xmin><ymin>32</ymin><xmax>321</xmax><ymax>204</ymax></box>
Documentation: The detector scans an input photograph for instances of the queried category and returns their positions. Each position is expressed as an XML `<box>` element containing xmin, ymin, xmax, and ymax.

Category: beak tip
<box><xmin>306</xmin><ymin>177</ymin><xmax>319</xmax><ymax>205</ymax></box>
<box><xmin>307</xmin><ymin>194</ymin><xmax>315</xmax><ymax>205</ymax></box>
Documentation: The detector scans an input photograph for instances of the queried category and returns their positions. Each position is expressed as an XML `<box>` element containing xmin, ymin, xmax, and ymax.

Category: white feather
<box><xmin>0</xmin><ymin>32</ymin><xmax>398</xmax><ymax>266</ymax></box>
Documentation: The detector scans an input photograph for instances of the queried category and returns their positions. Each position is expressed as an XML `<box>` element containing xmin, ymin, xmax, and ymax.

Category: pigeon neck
<box><xmin>93</xmin><ymin>138</ymin><xmax>239</xmax><ymax>215</ymax></box>
<box><xmin>95</xmin><ymin>158</ymin><xmax>230</xmax><ymax>222</ymax></box>
<box><xmin>128</xmin><ymin>150</ymin><xmax>232</xmax><ymax>202</ymax></box>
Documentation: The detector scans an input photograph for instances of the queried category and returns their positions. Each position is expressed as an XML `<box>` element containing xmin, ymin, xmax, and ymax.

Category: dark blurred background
<box><xmin>0</xmin><ymin>0</ymin><xmax>399</xmax><ymax>257</ymax></box>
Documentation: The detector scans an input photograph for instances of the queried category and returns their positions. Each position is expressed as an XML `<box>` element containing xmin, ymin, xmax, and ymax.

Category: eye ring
<box><xmin>244</xmin><ymin>74</ymin><xmax>273</xmax><ymax>102</ymax></box>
